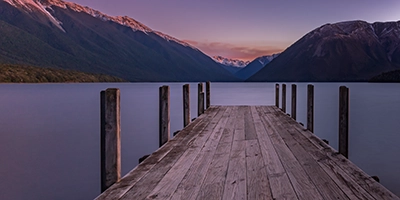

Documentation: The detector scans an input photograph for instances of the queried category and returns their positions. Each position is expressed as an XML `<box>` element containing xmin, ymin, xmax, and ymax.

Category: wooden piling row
<box><xmin>275</xmin><ymin>83</ymin><xmax>349</xmax><ymax>158</ymax></box>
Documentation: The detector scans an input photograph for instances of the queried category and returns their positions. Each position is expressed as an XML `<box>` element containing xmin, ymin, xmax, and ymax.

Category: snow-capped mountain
<box><xmin>3</xmin><ymin>0</ymin><xmax>196</xmax><ymax>48</ymax></box>
<box><xmin>212</xmin><ymin>56</ymin><xmax>250</xmax><ymax>68</ymax></box>
<box><xmin>0</xmin><ymin>0</ymin><xmax>237</xmax><ymax>81</ymax></box>
<box><xmin>234</xmin><ymin>54</ymin><xmax>280</xmax><ymax>80</ymax></box>
<box><xmin>249</xmin><ymin>20</ymin><xmax>400</xmax><ymax>82</ymax></box>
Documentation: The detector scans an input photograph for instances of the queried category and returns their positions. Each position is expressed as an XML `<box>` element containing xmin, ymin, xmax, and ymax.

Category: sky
<box><xmin>68</xmin><ymin>0</ymin><xmax>400</xmax><ymax>61</ymax></box>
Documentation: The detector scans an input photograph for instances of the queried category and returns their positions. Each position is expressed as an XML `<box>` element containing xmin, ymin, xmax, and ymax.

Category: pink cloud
<box><xmin>183</xmin><ymin>40</ymin><xmax>283</xmax><ymax>61</ymax></box>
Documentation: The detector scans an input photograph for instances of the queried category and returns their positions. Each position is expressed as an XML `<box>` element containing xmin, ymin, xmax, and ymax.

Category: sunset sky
<box><xmin>69</xmin><ymin>0</ymin><xmax>400</xmax><ymax>61</ymax></box>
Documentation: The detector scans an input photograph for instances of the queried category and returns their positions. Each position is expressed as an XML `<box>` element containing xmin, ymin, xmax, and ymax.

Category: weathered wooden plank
<box><xmin>264</xmin><ymin>106</ymin><xmax>349</xmax><ymax>200</ymax></box>
<box><xmin>251</xmin><ymin>106</ymin><xmax>298</xmax><ymax>199</ymax></box>
<box><xmin>258</xmin><ymin>106</ymin><xmax>323</xmax><ymax>200</ymax></box>
<box><xmin>233</xmin><ymin>106</ymin><xmax>245</xmax><ymax>141</ymax></box>
<box><xmin>120</xmin><ymin>107</ymin><xmax>228</xmax><ymax>200</ymax></box>
<box><xmin>148</xmin><ymin>108</ymin><xmax>230</xmax><ymax>199</ymax></box>
<box><xmin>195</xmin><ymin>142</ymin><xmax>231</xmax><ymax>200</ymax></box>
<box><xmin>169</xmin><ymin>107</ymin><xmax>233</xmax><ymax>200</ymax></box>
<box><xmin>218</xmin><ymin>106</ymin><xmax>238</xmax><ymax>144</ymax></box>
<box><xmin>339</xmin><ymin>86</ymin><xmax>349</xmax><ymax>158</ymax></box>
<box><xmin>246</xmin><ymin>139</ymin><xmax>273</xmax><ymax>199</ymax></box>
<box><xmin>244</xmin><ymin>106</ymin><xmax>257</xmax><ymax>140</ymax></box>
<box><xmin>269</xmin><ymin>106</ymin><xmax>394</xmax><ymax>200</ymax></box>
<box><xmin>271</xmin><ymin>107</ymin><xmax>373</xmax><ymax>200</ymax></box>
<box><xmin>96</xmin><ymin>107</ymin><xmax>220</xmax><ymax>200</ymax></box>
<box><xmin>307</xmin><ymin>84</ymin><xmax>314</xmax><ymax>132</ymax></box>
<box><xmin>100</xmin><ymin>88</ymin><xmax>121</xmax><ymax>192</ymax></box>
<box><xmin>183</xmin><ymin>84</ymin><xmax>190</xmax><ymax>127</ymax></box>
<box><xmin>222</xmin><ymin>140</ymin><xmax>247</xmax><ymax>200</ymax></box>
<box><xmin>195</xmin><ymin>107</ymin><xmax>238</xmax><ymax>200</ymax></box>
<box><xmin>159</xmin><ymin>85</ymin><xmax>170</xmax><ymax>147</ymax></box>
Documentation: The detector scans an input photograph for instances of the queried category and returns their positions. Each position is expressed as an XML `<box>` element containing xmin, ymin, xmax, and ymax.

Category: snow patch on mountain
<box><xmin>212</xmin><ymin>56</ymin><xmax>249</xmax><ymax>68</ymax></box>
<box><xmin>4</xmin><ymin>0</ymin><xmax>66</xmax><ymax>32</ymax></box>
<box><xmin>3</xmin><ymin>0</ymin><xmax>198</xmax><ymax>49</ymax></box>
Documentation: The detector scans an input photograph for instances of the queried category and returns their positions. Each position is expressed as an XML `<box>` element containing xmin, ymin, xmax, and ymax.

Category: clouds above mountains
<box><xmin>184</xmin><ymin>40</ymin><xmax>283</xmax><ymax>61</ymax></box>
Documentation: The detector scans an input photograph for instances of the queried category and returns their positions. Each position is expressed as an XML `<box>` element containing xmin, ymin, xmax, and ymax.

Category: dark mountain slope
<box><xmin>0</xmin><ymin>0</ymin><xmax>237</xmax><ymax>81</ymax></box>
<box><xmin>248</xmin><ymin>20</ymin><xmax>400</xmax><ymax>82</ymax></box>
<box><xmin>235</xmin><ymin>54</ymin><xmax>279</xmax><ymax>80</ymax></box>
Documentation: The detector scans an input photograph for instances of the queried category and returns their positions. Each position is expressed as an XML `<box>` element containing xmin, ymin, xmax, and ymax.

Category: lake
<box><xmin>0</xmin><ymin>82</ymin><xmax>399</xmax><ymax>199</ymax></box>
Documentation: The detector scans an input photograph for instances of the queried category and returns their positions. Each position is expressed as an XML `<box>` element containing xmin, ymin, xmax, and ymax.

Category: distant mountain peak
<box><xmin>212</xmin><ymin>56</ymin><xmax>250</xmax><ymax>68</ymax></box>
<box><xmin>3</xmin><ymin>0</ymin><xmax>197</xmax><ymax>49</ymax></box>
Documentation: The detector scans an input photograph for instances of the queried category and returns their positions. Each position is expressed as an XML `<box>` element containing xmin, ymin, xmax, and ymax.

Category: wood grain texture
<box><xmin>170</xmin><ymin>107</ymin><xmax>233</xmax><ymax>200</ymax></box>
<box><xmin>206</xmin><ymin>81</ymin><xmax>211</xmax><ymax>109</ymax></box>
<box><xmin>260</xmin><ymin>106</ymin><xmax>323</xmax><ymax>200</ymax></box>
<box><xmin>264</xmin><ymin>106</ymin><xmax>349</xmax><ymax>200</ymax></box>
<box><xmin>96</xmin><ymin>107</ymin><xmax>220</xmax><ymax>200</ymax></box>
<box><xmin>252</xmin><ymin>106</ymin><xmax>298</xmax><ymax>199</ymax></box>
<box><xmin>97</xmin><ymin>105</ymin><xmax>399</xmax><ymax>200</ymax></box>
<box><xmin>183</xmin><ymin>84</ymin><xmax>190</xmax><ymax>127</ymax></box>
<box><xmin>282</xmin><ymin>84</ymin><xmax>286</xmax><ymax>113</ymax></box>
<box><xmin>159</xmin><ymin>85</ymin><xmax>170</xmax><ymax>147</ymax></box>
<box><xmin>339</xmin><ymin>86</ymin><xmax>349</xmax><ymax>158</ymax></box>
<box><xmin>198</xmin><ymin>83</ymin><xmax>204</xmax><ymax>116</ymax></box>
<box><xmin>291</xmin><ymin>84</ymin><xmax>297</xmax><ymax>120</ymax></box>
<box><xmin>307</xmin><ymin>84</ymin><xmax>314</xmax><ymax>132</ymax></box>
<box><xmin>100</xmin><ymin>88</ymin><xmax>121</xmax><ymax>192</ymax></box>
<box><xmin>196</xmin><ymin>107</ymin><xmax>238</xmax><ymax>200</ymax></box>
<box><xmin>222</xmin><ymin>140</ymin><xmax>247</xmax><ymax>200</ymax></box>
<box><xmin>275</xmin><ymin>84</ymin><xmax>279</xmax><ymax>108</ymax></box>
<box><xmin>246</xmin><ymin>139</ymin><xmax>273</xmax><ymax>199</ymax></box>
<box><xmin>145</xmin><ymin>107</ymin><xmax>231</xmax><ymax>200</ymax></box>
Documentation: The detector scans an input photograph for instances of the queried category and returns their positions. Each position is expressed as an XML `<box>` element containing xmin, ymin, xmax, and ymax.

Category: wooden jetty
<box><xmin>96</xmin><ymin>84</ymin><xmax>399</xmax><ymax>200</ymax></box>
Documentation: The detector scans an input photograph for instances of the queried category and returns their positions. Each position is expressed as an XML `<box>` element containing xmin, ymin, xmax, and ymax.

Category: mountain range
<box><xmin>2</xmin><ymin>0</ymin><xmax>400</xmax><ymax>82</ymax></box>
<box><xmin>212</xmin><ymin>56</ymin><xmax>249</xmax><ymax>73</ymax></box>
<box><xmin>235</xmin><ymin>54</ymin><xmax>279</xmax><ymax>80</ymax></box>
<box><xmin>248</xmin><ymin>20</ymin><xmax>400</xmax><ymax>82</ymax></box>
<box><xmin>0</xmin><ymin>0</ymin><xmax>237</xmax><ymax>81</ymax></box>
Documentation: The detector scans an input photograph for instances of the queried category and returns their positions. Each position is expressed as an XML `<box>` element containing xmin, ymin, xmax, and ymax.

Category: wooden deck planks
<box><xmin>256</xmin><ymin>106</ymin><xmax>324</xmax><ymax>200</ymax></box>
<box><xmin>96</xmin><ymin>105</ymin><xmax>399</xmax><ymax>200</ymax></box>
<box><xmin>262</xmin><ymin>106</ymin><xmax>349</xmax><ymax>200</ymax></box>
<box><xmin>250</xmin><ymin>106</ymin><xmax>297</xmax><ymax>199</ymax></box>
<box><xmin>169</xmin><ymin>107</ymin><xmax>233</xmax><ymax>200</ymax></box>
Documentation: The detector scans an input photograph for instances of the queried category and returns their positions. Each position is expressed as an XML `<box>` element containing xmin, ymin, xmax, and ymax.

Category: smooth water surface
<box><xmin>0</xmin><ymin>82</ymin><xmax>399</xmax><ymax>199</ymax></box>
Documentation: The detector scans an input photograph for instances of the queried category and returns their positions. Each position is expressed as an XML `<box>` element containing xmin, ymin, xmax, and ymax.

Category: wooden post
<box><xmin>183</xmin><ymin>84</ymin><xmax>190</xmax><ymax>127</ymax></box>
<box><xmin>275</xmin><ymin>84</ymin><xmax>279</xmax><ymax>108</ymax></box>
<box><xmin>339</xmin><ymin>86</ymin><xmax>349</xmax><ymax>158</ymax></box>
<box><xmin>282</xmin><ymin>84</ymin><xmax>286</xmax><ymax>112</ymax></box>
<box><xmin>291</xmin><ymin>84</ymin><xmax>297</xmax><ymax>120</ymax></box>
<box><xmin>200</xmin><ymin>92</ymin><xmax>205</xmax><ymax>115</ymax></box>
<box><xmin>206</xmin><ymin>81</ymin><xmax>211</xmax><ymax>109</ymax></box>
<box><xmin>198</xmin><ymin>83</ymin><xmax>204</xmax><ymax>116</ymax></box>
<box><xmin>159</xmin><ymin>85</ymin><xmax>170</xmax><ymax>147</ymax></box>
<box><xmin>307</xmin><ymin>84</ymin><xmax>314</xmax><ymax>132</ymax></box>
<box><xmin>100</xmin><ymin>88</ymin><xmax>121</xmax><ymax>192</ymax></box>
